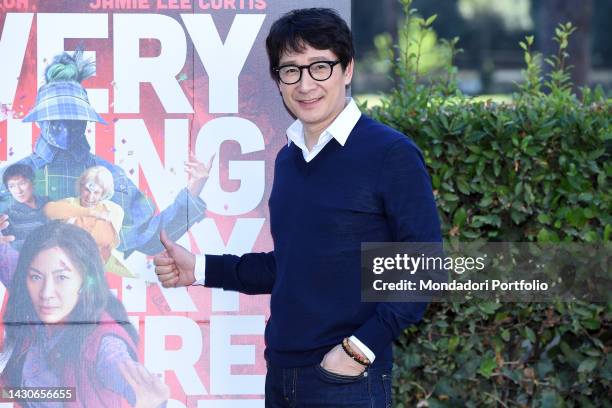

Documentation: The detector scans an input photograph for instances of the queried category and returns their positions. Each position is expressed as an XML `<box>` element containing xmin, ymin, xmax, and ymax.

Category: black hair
<box><xmin>265</xmin><ymin>8</ymin><xmax>354</xmax><ymax>80</ymax></box>
<box><xmin>0</xmin><ymin>221</ymin><xmax>138</xmax><ymax>385</ymax></box>
<box><xmin>2</xmin><ymin>163</ymin><xmax>34</xmax><ymax>188</ymax></box>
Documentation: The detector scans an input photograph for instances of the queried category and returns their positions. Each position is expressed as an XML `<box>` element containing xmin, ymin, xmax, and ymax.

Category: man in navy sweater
<box><xmin>154</xmin><ymin>8</ymin><xmax>442</xmax><ymax>407</ymax></box>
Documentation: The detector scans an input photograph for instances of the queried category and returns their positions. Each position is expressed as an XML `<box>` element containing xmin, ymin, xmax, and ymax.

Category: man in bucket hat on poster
<box><xmin>0</xmin><ymin>49</ymin><xmax>209</xmax><ymax>282</ymax></box>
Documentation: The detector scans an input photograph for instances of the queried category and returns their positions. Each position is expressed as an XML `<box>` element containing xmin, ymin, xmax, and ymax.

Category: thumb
<box><xmin>159</xmin><ymin>230</ymin><xmax>175</xmax><ymax>253</ymax></box>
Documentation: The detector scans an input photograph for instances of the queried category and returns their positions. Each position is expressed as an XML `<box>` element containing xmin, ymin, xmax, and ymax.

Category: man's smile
<box><xmin>297</xmin><ymin>96</ymin><xmax>323</xmax><ymax>107</ymax></box>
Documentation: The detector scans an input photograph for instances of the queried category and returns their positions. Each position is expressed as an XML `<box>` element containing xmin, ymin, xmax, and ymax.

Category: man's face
<box><xmin>79</xmin><ymin>181</ymin><xmax>104</xmax><ymax>208</ymax></box>
<box><xmin>7</xmin><ymin>176</ymin><xmax>34</xmax><ymax>205</ymax></box>
<box><xmin>277</xmin><ymin>44</ymin><xmax>353</xmax><ymax>134</ymax></box>
<box><xmin>41</xmin><ymin>120</ymin><xmax>88</xmax><ymax>150</ymax></box>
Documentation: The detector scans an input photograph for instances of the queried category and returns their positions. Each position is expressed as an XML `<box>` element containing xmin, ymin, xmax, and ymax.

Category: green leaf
<box><xmin>472</xmin><ymin>214</ymin><xmax>501</xmax><ymax>227</ymax></box>
<box><xmin>442</xmin><ymin>193</ymin><xmax>459</xmax><ymax>202</ymax></box>
<box><xmin>478</xmin><ymin>195</ymin><xmax>493</xmax><ymax>207</ymax></box>
<box><xmin>560</xmin><ymin>341</ymin><xmax>582</xmax><ymax>366</ymax></box>
<box><xmin>431</xmin><ymin>174</ymin><xmax>441</xmax><ymax>189</ymax></box>
<box><xmin>524</xmin><ymin>326</ymin><xmax>536</xmax><ymax>343</ymax></box>
<box><xmin>511</xmin><ymin>209</ymin><xmax>527</xmax><ymax>224</ymax></box>
<box><xmin>537</xmin><ymin>214</ymin><xmax>552</xmax><ymax>224</ymax></box>
<box><xmin>453</xmin><ymin>207</ymin><xmax>468</xmax><ymax>227</ymax></box>
<box><xmin>461</xmin><ymin>229</ymin><xmax>481</xmax><ymax>239</ymax></box>
<box><xmin>587</xmin><ymin>148</ymin><xmax>605</xmax><ymax>160</ymax></box>
<box><xmin>425</xmin><ymin>14</ymin><xmax>437</xmax><ymax>26</ymax></box>
<box><xmin>478</xmin><ymin>302</ymin><xmax>501</xmax><ymax>315</ymax></box>
<box><xmin>465</xmin><ymin>154</ymin><xmax>479</xmax><ymax>163</ymax></box>
<box><xmin>537</xmin><ymin>228</ymin><xmax>559</xmax><ymax>243</ymax></box>
<box><xmin>581</xmin><ymin>319</ymin><xmax>600</xmax><ymax>330</ymax></box>
<box><xmin>433</xmin><ymin>144</ymin><xmax>442</xmax><ymax>157</ymax></box>
<box><xmin>501</xmin><ymin>329</ymin><xmax>510</xmax><ymax>342</ymax></box>
<box><xmin>537</xmin><ymin>390</ymin><xmax>564</xmax><ymax>408</ymax></box>
<box><xmin>566</xmin><ymin>208</ymin><xmax>586</xmax><ymax>227</ymax></box>
<box><xmin>583</xmin><ymin>230</ymin><xmax>598</xmax><ymax>243</ymax></box>
<box><xmin>478</xmin><ymin>356</ymin><xmax>497</xmax><ymax>378</ymax></box>
<box><xmin>584</xmin><ymin>348</ymin><xmax>602</xmax><ymax>357</ymax></box>
<box><xmin>440</xmin><ymin>113</ymin><xmax>449</xmax><ymax>130</ymax></box>
<box><xmin>456</xmin><ymin>178</ymin><xmax>471</xmax><ymax>195</ymax></box>
<box><xmin>577</xmin><ymin>358</ymin><xmax>598</xmax><ymax>373</ymax></box>
<box><xmin>514</xmin><ymin>182</ymin><xmax>523</xmax><ymax>196</ymax></box>
<box><xmin>448</xmin><ymin>336</ymin><xmax>460</xmax><ymax>353</ymax></box>
<box><xmin>494</xmin><ymin>311</ymin><xmax>509</xmax><ymax>322</ymax></box>
<box><xmin>574</xmin><ymin>306</ymin><xmax>594</xmax><ymax>318</ymax></box>
<box><xmin>493</xmin><ymin>161</ymin><xmax>501</xmax><ymax>177</ymax></box>
<box><xmin>524</xmin><ymin>184</ymin><xmax>535</xmax><ymax>204</ymax></box>
<box><xmin>402</xmin><ymin>352</ymin><xmax>422</xmax><ymax>370</ymax></box>
<box><xmin>536</xmin><ymin>359</ymin><xmax>554</xmax><ymax>377</ymax></box>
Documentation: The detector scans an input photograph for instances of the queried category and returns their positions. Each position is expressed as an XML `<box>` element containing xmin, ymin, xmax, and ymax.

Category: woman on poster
<box><xmin>44</xmin><ymin>166</ymin><xmax>123</xmax><ymax>261</ymax></box>
<box><xmin>43</xmin><ymin>165</ymin><xmax>136</xmax><ymax>277</ymax></box>
<box><xmin>0</xmin><ymin>221</ymin><xmax>169</xmax><ymax>407</ymax></box>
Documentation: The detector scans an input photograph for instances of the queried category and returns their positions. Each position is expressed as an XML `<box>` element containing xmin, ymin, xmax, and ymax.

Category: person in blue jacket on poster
<box><xmin>154</xmin><ymin>8</ymin><xmax>442</xmax><ymax>407</ymax></box>
<box><xmin>1</xmin><ymin>163</ymin><xmax>49</xmax><ymax>251</ymax></box>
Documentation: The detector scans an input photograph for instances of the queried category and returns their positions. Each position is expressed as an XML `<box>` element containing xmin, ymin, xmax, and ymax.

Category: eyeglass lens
<box><xmin>278</xmin><ymin>61</ymin><xmax>335</xmax><ymax>84</ymax></box>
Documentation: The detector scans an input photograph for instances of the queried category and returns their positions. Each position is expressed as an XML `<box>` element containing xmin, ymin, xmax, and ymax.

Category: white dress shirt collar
<box><xmin>286</xmin><ymin>98</ymin><xmax>361</xmax><ymax>162</ymax></box>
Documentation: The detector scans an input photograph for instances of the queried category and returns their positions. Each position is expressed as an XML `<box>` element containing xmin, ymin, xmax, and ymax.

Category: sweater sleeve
<box><xmin>353</xmin><ymin>138</ymin><xmax>442</xmax><ymax>357</ymax></box>
<box><xmin>44</xmin><ymin>198</ymin><xmax>91</xmax><ymax>219</ymax></box>
<box><xmin>204</xmin><ymin>252</ymin><xmax>276</xmax><ymax>295</ymax></box>
<box><xmin>96</xmin><ymin>335</ymin><xmax>136</xmax><ymax>406</ymax></box>
<box><xmin>102</xmin><ymin>200</ymin><xmax>125</xmax><ymax>246</ymax></box>
<box><xmin>96</xmin><ymin>335</ymin><xmax>168</xmax><ymax>408</ymax></box>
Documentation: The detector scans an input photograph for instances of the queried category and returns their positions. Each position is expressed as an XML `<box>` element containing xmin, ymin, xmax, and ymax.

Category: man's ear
<box><xmin>343</xmin><ymin>58</ymin><xmax>354</xmax><ymax>86</ymax></box>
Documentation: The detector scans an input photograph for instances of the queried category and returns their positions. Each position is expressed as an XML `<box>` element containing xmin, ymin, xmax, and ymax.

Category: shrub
<box><xmin>367</xmin><ymin>1</ymin><xmax>611</xmax><ymax>406</ymax></box>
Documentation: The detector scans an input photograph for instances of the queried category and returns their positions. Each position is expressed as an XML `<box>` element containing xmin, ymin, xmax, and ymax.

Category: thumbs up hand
<box><xmin>153</xmin><ymin>230</ymin><xmax>196</xmax><ymax>288</ymax></box>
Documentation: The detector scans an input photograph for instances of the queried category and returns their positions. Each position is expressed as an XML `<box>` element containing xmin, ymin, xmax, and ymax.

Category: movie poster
<box><xmin>0</xmin><ymin>1</ymin><xmax>350</xmax><ymax>406</ymax></box>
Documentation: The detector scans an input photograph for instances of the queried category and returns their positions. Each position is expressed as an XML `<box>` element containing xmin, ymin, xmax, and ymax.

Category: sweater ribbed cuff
<box><xmin>204</xmin><ymin>254</ymin><xmax>226</xmax><ymax>289</ymax></box>
<box><xmin>352</xmin><ymin>315</ymin><xmax>396</xmax><ymax>358</ymax></box>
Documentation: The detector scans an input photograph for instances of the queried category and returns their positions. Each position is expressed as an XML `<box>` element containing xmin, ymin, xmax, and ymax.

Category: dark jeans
<box><xmin>265</xmin><ymin>362</ymin><xmax>392</xmax><ymax>408</ymax></box>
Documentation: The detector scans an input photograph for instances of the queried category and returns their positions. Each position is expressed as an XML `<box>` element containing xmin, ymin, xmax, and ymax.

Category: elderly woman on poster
<box><xmin>44</xmin><ymin>166</ymin><xmax>123</xmax><ymax>262</ymax></box>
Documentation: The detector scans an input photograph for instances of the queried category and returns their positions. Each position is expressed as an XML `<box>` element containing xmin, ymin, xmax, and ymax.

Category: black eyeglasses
<box><xmin>274</xmin><ymin>60</ymin><xmax>341</xmax><ymax>85</ymax></box>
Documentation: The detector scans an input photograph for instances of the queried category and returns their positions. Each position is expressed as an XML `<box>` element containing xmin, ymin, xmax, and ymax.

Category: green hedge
<box><xmin>367</xmin><ymin>2</ymin><xmax>611</xmax><ymax>406</ymax></box>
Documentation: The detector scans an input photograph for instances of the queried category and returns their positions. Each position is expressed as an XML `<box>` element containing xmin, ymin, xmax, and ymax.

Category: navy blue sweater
<box><xmin>205</xmin><ymin>115</ymin><xmax>442</xmax><ymax>368</ymax></box>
